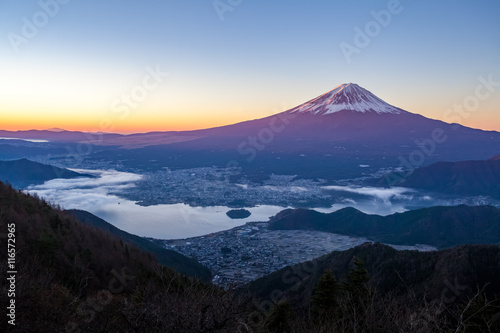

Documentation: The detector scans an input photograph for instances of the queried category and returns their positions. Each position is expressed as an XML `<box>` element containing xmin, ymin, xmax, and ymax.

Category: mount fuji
<box><xmin>2</xmin><ymin>83</ymin><xmax>499</xmax><ymax>180</ymax></box>
<box><xmin>142</xmin><ymin>82</ymin><xmax>500</xmax><ymax>179</ymax></box>
<box><xmin>169</xmin><ymin>83</ymin><xmax>500</xmax><ymax>156</ymax></box>
<box><xmin>289</xmin><ymin>83</ymin><xmax>405</xmax><ymax>115</ymax></box>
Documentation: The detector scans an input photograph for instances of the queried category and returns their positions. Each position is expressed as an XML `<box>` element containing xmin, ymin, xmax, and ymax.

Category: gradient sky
<box><xmin>1</xmin><ymin>0</ymin><xmax>499</xmax><ymax>133</ymax></box>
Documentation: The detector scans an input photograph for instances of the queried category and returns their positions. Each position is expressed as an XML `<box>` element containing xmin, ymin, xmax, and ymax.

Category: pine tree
<box><xmin>311</xmin><ymin>269</ymin><xmax>341</xmax><ymax>315</ymax></box>
<box><xmin>344</xmin><ymin>256</ymin><xmax>369</xmax><ymax>295</ymax></box>
<box><xmin>343</xmin><ymin>256</ymin><xmax>370</xmax><ymax>331</ymax></box>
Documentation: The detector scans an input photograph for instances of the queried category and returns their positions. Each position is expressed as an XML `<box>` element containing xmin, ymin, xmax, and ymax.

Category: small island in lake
<box><xmin>226</xmin><ymin>209</ymin><xmax>251</xmax><ymax>219</ymax></box>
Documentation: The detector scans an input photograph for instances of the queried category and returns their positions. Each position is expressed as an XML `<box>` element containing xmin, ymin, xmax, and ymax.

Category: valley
<box><xmin>158</xmin><ymin>222</ymin><xmax>436</xmax><ymax>288</ymax></box>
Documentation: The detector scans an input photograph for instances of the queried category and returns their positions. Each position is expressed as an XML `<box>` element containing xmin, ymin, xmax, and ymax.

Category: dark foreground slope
<box><xmin>246</xmin><ymin>242</ymin><xmax>500</xmax><ymax>332</ymax></box>
<box><xmin>0</xmin><ymin>181</ymin><xmax>245</xmax><ymax>332</ymax></box>
<box><xmin>248</xmin><ymin>242</ymin><xmax>500</xmax><ymax>304</ymax></box>
<box><xmin>1</xmin><ymin>181</ymin><xmax>499</xmax><ymax>332</ymax></box>
<box><xmin>269</xmin><ymin>205</ymin><xmax>500</xmax><ymax>249</ymax></box>
<box><xmin>0</xmin><ymin>158</ymin><xmax>94</xmax><ymax>188</ymax></box>
<box><xmin>65</xmin><ymin>209</ymin><xmax>211</xmax><ymax>280</ymax></box>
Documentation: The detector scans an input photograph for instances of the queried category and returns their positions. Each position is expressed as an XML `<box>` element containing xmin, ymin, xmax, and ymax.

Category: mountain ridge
<box><xmin>374</xmin><ymin>158</ymin><xmax>500</xmax><ymax>198</ymax></box>
<box><xmin>65</xmin><ymin>209</ymin><xmax>212</xmax><ymax>280</ymax></box>
<box><xmin>0</xmin><ymin>158</ymin><xmax>95</xmax><ymax>188</ymax></box>
<box><xmin>247</xmin><ymin>242</ymin><xmax>500</xmax><ymax>309</ymax></box>
<box><xmin>268</xmin><ymin>205</ymin><xmax>500</xmax><ymax>249</ymax></box>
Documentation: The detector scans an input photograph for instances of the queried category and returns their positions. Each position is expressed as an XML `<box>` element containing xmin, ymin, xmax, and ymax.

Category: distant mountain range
<box><xmin>373</xmin><ymin>157</ymin><xmax>500</xmax><ymax>198</ymax></box>
<box><xmin>0</xmin><ymin>129</ymin><xmax>122</xmax><ymax>143</ymax></box>
<box><xmin>0</xmin><ymin>158</ymin><xmax>94</xmax><ymax>188</ymax></box>
<box><xmin>268</xmin><ymin>205</ymin><xmax>500</xmax><ymax>249</ymax></box>
<box><xmin>2</xmin><ymin>83</ymin><xmax>499</xmax><ymax>180</ymax></box>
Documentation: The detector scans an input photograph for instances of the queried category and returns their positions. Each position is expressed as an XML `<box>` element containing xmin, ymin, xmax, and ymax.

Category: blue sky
<box><xmin>1</xmin><ymin>0</ymin><xmax>499</xmax><ymax>132</ymax></box>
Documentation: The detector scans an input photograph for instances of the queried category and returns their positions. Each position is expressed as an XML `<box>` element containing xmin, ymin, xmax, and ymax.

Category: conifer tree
<box><xmin>343</xmin><ymin>256</ymin><xmax>370</xmax><ymax>330</ymax></box>
<box><xmin>344</xmin><ymin>256</ymin><xmax>369</xmax><ymax>296</ymax></box>
<box><xmin>311</xmin><ymin>269</ymin><xmax>341</xmax><ymax>315</ymax></box>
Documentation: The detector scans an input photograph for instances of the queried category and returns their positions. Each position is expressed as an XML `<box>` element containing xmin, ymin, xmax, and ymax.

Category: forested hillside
<box><xmin>1</xmin><ymin>181</ymin><xmax>499</xmax><ymax>332</ymax></box>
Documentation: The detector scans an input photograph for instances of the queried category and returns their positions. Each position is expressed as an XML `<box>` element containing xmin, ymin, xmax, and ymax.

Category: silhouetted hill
<box><xmin>374</xmin><ymin>159</ymin><xmax>500</xmax><ymax>198</ymax></box>
<box><xmin>247</xmin><ymin>242</ymin><xmax>500</xmax><ymax>308</ymax></box>
<box><xmin>269</xmin><ymin>205</ymin><xmax>500</xmax><ymax>249</ymax></box>
<box><xmin>0</xmin><ymin>158</ymin><xmax>94</xmax><ymax>188</ymax></box>
<box><xmin>0</xmin><ymin>181</ymin><xmax>244</xmax><ymax>332</ymax></box>
<box><xmin>0</xmin><ymin>180</ymin><xmax>180</xmax><ymax>293</ymax></box>
<box><xmin>65</xmin><ymin>209</ymin><xmax>211</xmax><ymax>281</ymax></box>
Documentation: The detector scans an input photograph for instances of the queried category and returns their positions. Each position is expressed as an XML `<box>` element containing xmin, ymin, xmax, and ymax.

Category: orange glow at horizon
<box><xmin>2</xmin><ymin>92</ymin><xmax>499</xmax><ymax>134</ymax></box>
<box><xmin>3</xmin><ymin>111</ymin><xmax>500</xmax><ymax>134</ymax></box>
<box><xmin>0</xmin><ymin>112</ymin><xmax>266</xmax><ymax>134</ymax></box>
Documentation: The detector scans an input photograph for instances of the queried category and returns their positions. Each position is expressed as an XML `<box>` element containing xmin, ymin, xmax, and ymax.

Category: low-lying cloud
<box><xmin>27</xmin><ymin>170</ymin><xmax>286</xmax><ymax>239</ymax></box>
<box><xmin>322</xmin><ymin>185</ymin><xmax>413</xmax><ymax>203</ymax></box>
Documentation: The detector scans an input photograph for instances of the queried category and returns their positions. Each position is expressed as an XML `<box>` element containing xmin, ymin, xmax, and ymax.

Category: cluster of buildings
<box><xmin>123</xmin><ymin>167</ymin><xmax>332</xmax><ymax>207</ymax></box>
<box><xmin>162</xmin><ymin>222</ymin><xmax>370</xmax><ymax>288</ymax></box>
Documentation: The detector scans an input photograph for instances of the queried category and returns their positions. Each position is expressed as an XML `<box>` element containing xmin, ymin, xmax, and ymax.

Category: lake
<box><xmin>27</xmin><ymin>168</ymin><xmax>430</xmax><ymax>239</ymax></box>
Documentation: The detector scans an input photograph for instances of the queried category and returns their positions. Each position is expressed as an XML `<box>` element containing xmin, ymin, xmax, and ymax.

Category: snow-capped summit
<box><xmin>289</xmin><ymin>83</ymin><xmax>406</xmax><ymax>115</ymax></box>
